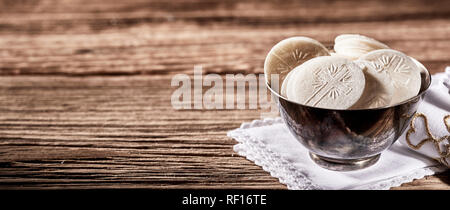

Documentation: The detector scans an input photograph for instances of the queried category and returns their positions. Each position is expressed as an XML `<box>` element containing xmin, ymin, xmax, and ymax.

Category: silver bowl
<box><xmin>267</xmin><ymin>67</ymin><xmax>431</xmax><ymax>171</ymax></box>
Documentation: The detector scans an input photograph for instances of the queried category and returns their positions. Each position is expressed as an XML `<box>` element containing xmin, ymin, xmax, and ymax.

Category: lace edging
<box><xmin>228</xmin><ymin>117</ymin><xmax>445</xmax><ymax>190</ymax></box>
<box><xmin>228</xmin><ymin>118</ymin><xmax>322</xmax><ymax>190</ymax></box>
<box><xmin>352</xmin><ymin>166</ymin><xmax>446</xmax><ymax>190</ymax></box>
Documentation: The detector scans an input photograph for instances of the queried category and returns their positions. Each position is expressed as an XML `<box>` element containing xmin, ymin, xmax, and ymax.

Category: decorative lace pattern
<box><xmin>352</xmin><ymin>167</ymin><xmax>438</xmax><ymax>190</ymax></box>
<box><xmin>228</xmin><ymin>117</ymin><xmax>446</xmax><ymax>190</ymax></box>
<box><xmin>229</xmin><ymin>118</ymin><xmax>321</xmax><ymax>190</ymax></box>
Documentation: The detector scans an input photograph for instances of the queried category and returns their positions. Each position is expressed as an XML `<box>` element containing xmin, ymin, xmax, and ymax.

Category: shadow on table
<box><xmin>436</xmin><ymin>170</ymin><xmax>450</xmax><ymax>185</ymax></box>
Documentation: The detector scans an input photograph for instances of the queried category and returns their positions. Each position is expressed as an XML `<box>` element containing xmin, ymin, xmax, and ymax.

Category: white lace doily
<box><xmin>228</xmin><ymin>118</ymin><xmax>447</xmax><ymax>190</ymax></box>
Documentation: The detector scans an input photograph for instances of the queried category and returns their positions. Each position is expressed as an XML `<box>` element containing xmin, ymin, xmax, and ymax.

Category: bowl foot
<box><xmin>309</xmin><ymin>152</ymin><xmax>380</xmax><ymax>171</ymax></box>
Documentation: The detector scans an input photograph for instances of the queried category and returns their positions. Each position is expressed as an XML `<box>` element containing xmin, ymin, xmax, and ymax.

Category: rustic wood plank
<box><xmin>0</xmin><ymin>75</ymin><xmax>448</xmax><ymax>189</ymax></box>
<box><xmin>0</xmin><ymin>75</ymin><xmax>284</xmax><ymax>189</ymax></box>
<box><xmin>0</xmin><ymin>20</ymin><xmax>449</xmax><ymax>76</ymax></box>
<box><xmin>0</xmin><ymin>0</ymin><xmax>449</xmax><ymax>76</ymax></box>
<box><xmin>0</xmin><ymin>0</ymin><xmax>448</xmax><ymax>189</ymax></box>
<box><xmin>392</xmin><ymin>172</ymin><xmax>450</xmax><ymax>190</ymax></box>
<box><xmin>0</xmin><ymin>0</ymin><xmax>449</xmax><ymax>33</ymax></box>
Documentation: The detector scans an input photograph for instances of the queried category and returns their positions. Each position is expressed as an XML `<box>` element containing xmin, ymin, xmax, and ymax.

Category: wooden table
<box><xmin>0</xmin><ymin>0</ymin><xmax>449</xmax><ymax>190</ymax></box>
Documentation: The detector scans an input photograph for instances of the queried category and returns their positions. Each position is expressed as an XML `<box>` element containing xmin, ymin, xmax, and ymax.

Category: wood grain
<box><xmin>0</xmin><ymin>0</ymin><xmax>448</xmax><ymax>189</ymax></box>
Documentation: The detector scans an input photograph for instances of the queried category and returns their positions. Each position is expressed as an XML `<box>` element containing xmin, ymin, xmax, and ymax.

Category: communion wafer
<box><xmin>334</xmin><ymin>34</ymin><xmax>389</xmax><ymax>60</ymax></box>
<box><xmin>409</xmin><ymin>56</ymin><xmax>427</xmax><ymax>75</ymax></box>
<box><xmin>335</xmin><ymin>34</ymin><xmax>388</xmax><ymax>45</ymax></box>
<box><xmin>286</xmin><ymin>56</ymin><xmax>366</xmax><ymax>109</ymax></box>
<box><xmin>330</xmin><ymin>52</ymin><xmax>353</xmax><ymax>60</ymax></box>
<box><xmin>281</xmin><ymin>69</ymin><xmax>295</xmax><ymax>97</ymax></box>
<box><xmin>359</xmin><ymin>49</ymin><xmax>421</xmax><ymax>105</ymax></box>
<box><xmin>264</xmin><ymin>37</ymin><xmax>330</xmax><ymax>86</ymax></box>
<box><xmin>352</xmin><ymin>60</ymin><xmax>394</xmax><ymax>109</ymax></box>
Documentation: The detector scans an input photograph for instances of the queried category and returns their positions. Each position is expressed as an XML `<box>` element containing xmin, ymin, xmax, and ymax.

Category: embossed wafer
<box><xmin>286</xmin><ymin>56</ymin><xmax>366</xmax><ymax>109</ymax></box>
<box><xmin>334</xmin><ymin>34</ymin><xmax>389</xmax><ymax>60</ymax></box>
<box><xmin>330</xmin><ymin>52</ymin><xmax>353</xmax><ymax>60</ymax></box>
<box><xmin>409</xmin><ymin>56</ymin><xmax>427</xmax><ymax>75</ymax></box>
<box><xmin>352</xmin><ymin>60</ymin><xmax>394</xmax><ymax>109</ymax></box>
<box><xmin>359</xmin><ymin>49</ymin><xmax>421</xmax><ymax>105</ymax></box>
<box><xmin>264</xmin><ymin>37</ymin><xmax>330</xmax><ymax>86</ymax></box>
<box><xmin>281</xmin><ymin>69</ymin><xmax>295</xmax><ymax>97</ymax></box>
